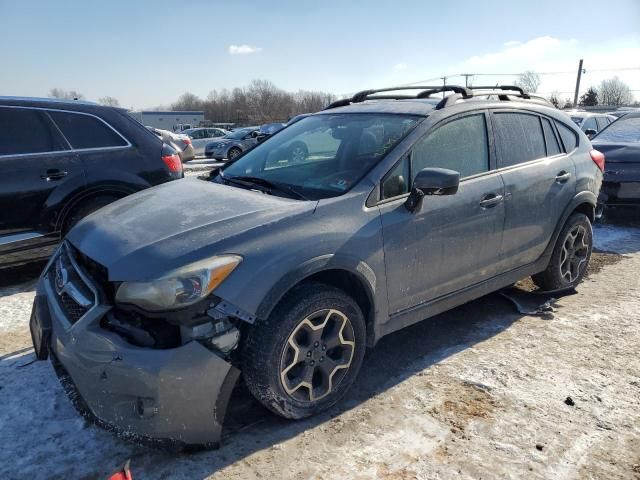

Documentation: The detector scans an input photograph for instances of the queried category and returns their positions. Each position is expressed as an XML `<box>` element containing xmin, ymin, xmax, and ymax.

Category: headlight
<box><xmin>115</xmin><ymin>255</ymin><xmax>241</xmax><ymax>311</ymax></box>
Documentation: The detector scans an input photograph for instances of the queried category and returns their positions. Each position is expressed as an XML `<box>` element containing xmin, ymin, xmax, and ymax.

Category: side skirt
<box><xmin>379</xmin><ymin>256</ymin><xmax>549</xmax><ymax>339</ymax></box>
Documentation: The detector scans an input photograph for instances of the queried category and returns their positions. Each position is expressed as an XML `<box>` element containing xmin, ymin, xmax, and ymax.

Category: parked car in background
<box><xmin>0</xmin><ymin>97</ymin><xmax>183</xmax><ymax>268</ymax></box>
<box><xmin>183</xmin><ymin>127</ymin><xmax>229</xmax><ymax>156</ymax></box>
<box><xmin>147</xmin><ymin>127</ymin><xmax>195</xmax><ymax>162</ymax></box>
<box><xmin>592</xmin><ymin>112</ymin><xmax>640</xmax><ymax>208</ymax></box>
<box><xmin>256</xmin><ymin>122</ymin><xmax>286</xmax><ymax>143</ymax></box>
<box><xmin>204</xmin><ymin>126</ymin><xmax>260</xmax><ymax>160</ymax></box>
<box><xmin>568</xmin><ymin>112</ymin><xmax>617</xmax><ymax>138</ymax></box>
<box><xmin>30</xmin><ymin>85</ymin><xmax>603</xmax><ymax>449</ymax></box>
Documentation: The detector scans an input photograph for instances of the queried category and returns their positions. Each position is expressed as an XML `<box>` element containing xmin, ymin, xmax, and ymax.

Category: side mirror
<box><xmin>585</xmin><ymin>128</ymin><xmax>597</xmax><ymax>139</ymax></box>
<box><xmin>249</xmin><ymin>131</ymin><xmax>260</xmax><ymax>138</ymax></box>
<box><xmin>405</xmin><ymin>168</ymin><xmax>460</xmax><ymax>213</ymax></box>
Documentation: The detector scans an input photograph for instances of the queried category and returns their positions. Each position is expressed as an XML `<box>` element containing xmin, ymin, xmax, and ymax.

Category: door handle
<box><xmin>555</xmin><ymin>171</ymin><xmax>571</xmax><ymax>183</ymax></box>
<box><xmin>40</xmin><ymin>169</ymin><xmax>68</xmax><ymax>181</ymax></box>
<box><xmin>479</xmin><ymin>194</ymin><xmax>504</xmax><ymax>208</ymax></box>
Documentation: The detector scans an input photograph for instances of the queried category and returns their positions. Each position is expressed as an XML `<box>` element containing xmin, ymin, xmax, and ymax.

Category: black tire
<box><xmin>242</xmin><ymin>282</ymin><xmax>366</xmax><ymax>420</ymax></box>
<box><xmin>63</xmin><ymin>195</ymin><xmax>120</xmax><ymax>234</ymax></box>
<box><xmin>532</xmin><ymin>213</ymin><xmax>593</xmax><ymax>290</ymax></box>
<box><xmin>227</xmin><ymin>147</ymin><xmax>242</xmax><ymax>160</ymax></box>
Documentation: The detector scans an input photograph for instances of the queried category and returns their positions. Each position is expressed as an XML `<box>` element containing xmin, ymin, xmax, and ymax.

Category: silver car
<box><xmin>204</xmin><ymin>127</ymin><xmax>260</xmax><ymax>160</ymax></box>
<box><xmin>184</xmin><ymin>127</ymin><xmax>229</xmax><ymax>156</ymax></box>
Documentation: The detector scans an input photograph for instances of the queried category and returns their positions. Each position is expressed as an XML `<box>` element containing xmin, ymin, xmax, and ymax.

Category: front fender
<box><xmin>254</xmin><ymin>254</ymin><xmax>378</xmax><ymax>321</ymax></box>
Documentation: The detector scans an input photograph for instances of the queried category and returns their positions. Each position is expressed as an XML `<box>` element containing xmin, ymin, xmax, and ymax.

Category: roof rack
<box><xmin>325</xmin><ymin>85</ymin><xmax>472</xmax><ymax>110</ymax></box>
<box><xmin>325</xmin><ymin>84</ymin><xmax>553</xmax><ymax>110</ymax></box>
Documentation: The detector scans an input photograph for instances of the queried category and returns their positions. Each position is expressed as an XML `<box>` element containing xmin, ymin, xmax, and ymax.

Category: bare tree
<box><xmin>171</xmin><ymin>92</ymin><xmax>204</xmax><ymax>111</ymax></box>
<box><xmin>49</xmin><ymin>88</ymin><xmax>85</xmax><ymax>100</ymax></box>
<box><xmin>515</xmin><ymin>71</ymin><xmax>541</xmax><ymax>93</ymax></box>
<box><xmin>98</xmin><ymin>96</ymin><xmax>120</xmax><ymax>107</ymax></box>
<box><xmin>168</xmin><ymin>80</ymin><xmax>336</xmax><ymax>125</ymax></box>
<box><xmin>598</xmin><ymin>76</ymin><xmax>633</xmax><ymax>106</ymax></box>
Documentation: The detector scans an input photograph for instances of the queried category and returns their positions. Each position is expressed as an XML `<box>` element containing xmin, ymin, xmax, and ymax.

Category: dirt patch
<box><xmin>586</xmin><ymin>251</ymin><xmax>624</xmax><ymax>277</ymax></box>
<box><xmin>430</xmin><ymin>381</ymin><xmax>500</xmax><ymax>436</ymax></box>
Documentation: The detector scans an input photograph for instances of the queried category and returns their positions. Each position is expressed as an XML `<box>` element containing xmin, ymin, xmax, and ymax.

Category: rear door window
<box><xmin>541</xmin><ymin>117</ymin><xmax>562</xmax><ymax>156</ymax></box>
<box><xmin>48</xmin><ymin>111</ymin><xmax>128</xmax><ymax>149</ymax></box>
<box><xmin>555</xmin><ymin>121</ymin><xmax>578</xmax><ymax>152</ymax></box>
<box><xmin>411</xmin><ymin>113</ymin><xmax>489</xmax><ymax>179</ymax></box>
<box><xmin>0</xmin><ymin>107</ymin><xmax>67</xmax><ymax>155</ymax></box>
<box><xmin>493</xmin><ymin>112</ymin><xmax>546</xmax><ymax>167</ymax></box>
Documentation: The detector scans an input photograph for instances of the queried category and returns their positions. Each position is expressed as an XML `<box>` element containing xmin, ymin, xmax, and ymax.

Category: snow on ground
<box><xmin>0</xmin><ymin>224</ymin><xmax>639</xmax><ymax>479</ymax></box>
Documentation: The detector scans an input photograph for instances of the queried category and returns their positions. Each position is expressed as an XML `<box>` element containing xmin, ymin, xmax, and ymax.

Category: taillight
<box><xmin>183</xmin><ymin>137</ymin><xmax>192</xmax><ymax>145</ymax></box>
<box><xmin>162</xmin><ymin>153</ymin><xmax>182</xmax><ymax>173</ymax></box>
<box><xmin>590</xmin><ymin>149</ymin><xmax>605</xmax><ymax>172</ymax></box>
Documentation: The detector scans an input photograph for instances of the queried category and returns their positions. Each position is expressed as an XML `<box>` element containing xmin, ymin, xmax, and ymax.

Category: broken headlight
<box><xmin>115</xmin><ymin>255</ymin><xmax>241</xmax><ymax>312</ymax></box>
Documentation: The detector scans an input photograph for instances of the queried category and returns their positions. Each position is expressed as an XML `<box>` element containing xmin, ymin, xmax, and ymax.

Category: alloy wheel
<box><xmin>559</xmin><ymin>225</ymin><xmax>589</xmax><ymax>283</ymax></box>
<box><xmin>279</xmin><ymin>309</ymin><xmax>355</xmax><ymax>403</ymax></box>
<box><xmin>291</xmin><ymin>146</ymin><xmax>307</xmax><ymax>163</ymax></box>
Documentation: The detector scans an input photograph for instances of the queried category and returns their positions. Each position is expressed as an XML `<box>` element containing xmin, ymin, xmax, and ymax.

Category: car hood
<box><xmin>68</xmin><ymin>179</ymin><xmax>315</xmax><ymax>281</ymax></box>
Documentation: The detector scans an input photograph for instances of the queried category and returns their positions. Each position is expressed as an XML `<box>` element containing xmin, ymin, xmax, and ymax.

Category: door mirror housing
<box><xmin>584</xmin><ymin>128</ymin><xmax>597</xmax><ymax>139</ymax></box>
<box><xmin>405</xmin><ymin>168</ymin><xmax>460</xmax><ymax>213</ymax></box>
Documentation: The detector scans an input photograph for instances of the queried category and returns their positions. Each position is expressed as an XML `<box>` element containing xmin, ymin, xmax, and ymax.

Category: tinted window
<box><xmin>0</xmin><ymin>107</ymin><xmax>66</xmax><ymax>155</ymax></box>
<box><xmin>412</xmin><ymin>114</ymin><xmax>489</xmax><ymax>179</ymax></box>
<box><xmin>48</xmin><ymin>111</ymin><xmax>128</xmax><ymax>149</ymax></box>
<box><xmin>382</xmin><ymin>157</ymin><xmax>410</xmax><ymax>199</ymax></box>
<box><xmin>493</xmin><ymin>113</ymin><xmax>546</xmax><ymax>167</ymax></box>
<box><xmin>594</xmin><ymin>116</ymin><xmax>640</xmax><ymax>142</ymax></box>
<box><xmin>541</xmin><ymin>117</ymin><xmax>562</xmax><ymax>156</ymax></box>
<box><xmin>556</xmin><ymin>121</ymin><xmax>578</xmax><ymax>151</ymax></box>
<box><xmin>582</xmin><ymin>117</ymin><xmax>597</xmax><ymax>132</ymax></box>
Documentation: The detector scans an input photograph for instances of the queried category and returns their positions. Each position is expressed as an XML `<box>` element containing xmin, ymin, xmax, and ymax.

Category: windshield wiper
<box><xmin>230</xmin><ymin>175</ymin><xmax>308</xmax><ymax>200</ymax></box>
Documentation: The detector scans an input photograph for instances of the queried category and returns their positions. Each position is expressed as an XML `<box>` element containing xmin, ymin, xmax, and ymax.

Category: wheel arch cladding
<box><xmin>543</xmin><ymin>191</ymin><xmax>596</xmax><ymax>261</ymax></box>
<box><xmin>256</xmin><ymin>264</ymin><xmax>376</xmax><ymax>346</ymax></box>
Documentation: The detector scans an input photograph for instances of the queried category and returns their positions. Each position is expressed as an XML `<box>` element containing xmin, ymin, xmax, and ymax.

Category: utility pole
<box><xmin>441</xmin><ymin>76</ymin><xmax>447</xmax><ymax>98</ymax></box>
<box><xmin>460</xmin><ymin>74</ymin><xmax>473</xmax><ymax>87</ymax></box>
<box><xmin>573</xmin><ymin>59</ymin><xmax>584</xmax><ymax>108</ymax></box>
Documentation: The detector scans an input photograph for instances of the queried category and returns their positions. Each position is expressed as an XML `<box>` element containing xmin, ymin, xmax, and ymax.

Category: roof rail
<box><xmin>324</xmin><ymin>84</ymin><xmax>554</xmax><ymax>110</ymax></box>
<box><xmin>325</xmin><ymin>85</ymin><xmax>472</xmax><ymax>110</ymax></box>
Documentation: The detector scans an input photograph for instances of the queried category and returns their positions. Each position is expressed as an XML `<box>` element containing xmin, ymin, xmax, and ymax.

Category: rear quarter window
<box><xmin>48</xmin><ymin>110</ymin><xmax>128</xmax><ymax>149</ymax></box>
<box><xmin>555</xmin><ymin>121</ymin><xmax>578</xmax><ymax>152</ymax></box>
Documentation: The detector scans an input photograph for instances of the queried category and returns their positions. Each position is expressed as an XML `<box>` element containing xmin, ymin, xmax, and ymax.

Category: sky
<box><xmin>1</xmin><ymin>0</ymin><xmax>639</xmax><ymax>109</ymax></box>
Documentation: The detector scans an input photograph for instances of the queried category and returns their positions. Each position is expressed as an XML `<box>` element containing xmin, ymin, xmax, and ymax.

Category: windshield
<box><xmin>218</xmin><ymin>113</ymin><xmax>421</xmax><ymax>200</ymax></box>
<box><xmin>224</xmin><ymin>128</ymin><xmax>255</xmax><ymax>140</ymax></box>
<box><xmin>594</xmin><ymin>115</ymin><xmax>640</xmax><ymax>143</ymax></box>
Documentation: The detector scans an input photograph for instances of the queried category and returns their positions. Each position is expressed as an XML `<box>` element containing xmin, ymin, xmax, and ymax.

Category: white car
<box><xmin>184</xmin><ymin>127</ymin><xmax>229</xmax><ymax>156</ymax></box>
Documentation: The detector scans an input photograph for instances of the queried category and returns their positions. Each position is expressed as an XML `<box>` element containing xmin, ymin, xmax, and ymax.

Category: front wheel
<box><xmin>242</xmin><ymin>282</ymin><xmax>366</xmax><ymax>419</ymax></box>
<box><xmin>532</xmin><ymin>213</ymin><xmax>593</xmax><ymax>290</ymax></box>
<box><xmin>227</xmin><ymin>147</ymin><xmax>242</xmax><ymax>160</ymax></box>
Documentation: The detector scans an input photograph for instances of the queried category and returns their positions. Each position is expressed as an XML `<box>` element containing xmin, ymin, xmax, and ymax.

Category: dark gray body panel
<box><xmin>33</xmin><ymin>96</ymin><xmax>602</xmax><ymax>447</ymax></box>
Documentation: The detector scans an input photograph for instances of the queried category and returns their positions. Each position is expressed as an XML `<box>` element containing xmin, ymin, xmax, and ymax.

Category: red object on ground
<box><xmin>108</xmin><ymin>460</ymin><xmax>133</xmax><ymax>480</ymax></box>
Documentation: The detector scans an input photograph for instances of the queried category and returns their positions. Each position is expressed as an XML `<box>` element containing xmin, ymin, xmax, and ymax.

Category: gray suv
<box><xmin>30</xmin><ymin>85</ymin><xmax>604</xmax><ymax>448</ymax></box>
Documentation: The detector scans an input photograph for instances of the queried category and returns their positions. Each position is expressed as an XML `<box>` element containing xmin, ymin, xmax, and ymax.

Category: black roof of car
<box><xmin>0</xmin><ymin>96</ymin><xmax>128</xmax><ymax>114</ymax></box>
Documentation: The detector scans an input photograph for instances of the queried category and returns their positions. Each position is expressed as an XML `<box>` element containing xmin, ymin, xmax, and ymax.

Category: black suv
<box><xmin>0</xmin><ymin>97</ymin><xmax>183</xmax><ymax>268</ymax></box>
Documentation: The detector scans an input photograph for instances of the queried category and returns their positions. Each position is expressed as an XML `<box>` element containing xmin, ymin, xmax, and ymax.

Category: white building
<box><xmin>128</xmin><ymin>111</ymin><xmax>205</xmax><ymax>131</ymax></box>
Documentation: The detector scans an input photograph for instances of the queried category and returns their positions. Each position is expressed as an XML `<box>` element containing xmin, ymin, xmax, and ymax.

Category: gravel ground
<box><xmin>0</xmin><ymin>223</ymin><xmax>639</xmax><ymax>479</ymax></box>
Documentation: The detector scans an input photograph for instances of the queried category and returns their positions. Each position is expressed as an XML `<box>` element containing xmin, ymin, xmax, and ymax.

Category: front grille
<box><xmin>49</xmin><ymin>243</ymin><xmax>97</xmax><ymax>325</ymax></box>
<box><xmin>59</xmin><ymin>293</ymin><xmax>89</xmax><ymax>322</ymax></box>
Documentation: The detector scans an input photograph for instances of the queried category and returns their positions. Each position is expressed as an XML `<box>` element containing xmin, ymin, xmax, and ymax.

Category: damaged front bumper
<box><xmin>29</xmin><ymin>245</ymin><xmax>240</xmax><ymax>448</ymax></box>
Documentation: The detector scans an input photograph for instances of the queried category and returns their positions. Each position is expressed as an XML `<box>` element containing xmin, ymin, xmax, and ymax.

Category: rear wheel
<box><xmin>532</xmin><ymin>213</ymin><xmax>592</xmax><ymax>290</ymax></box>
<box><xmin>243</xmin><ymin>282</ymin><xmax>366</xmax><ymax>419</ymax></box>
<box><xmin>63</xmin><ymin>195</ymin><xmax>120</xmax><ymax>234</ymax></box>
